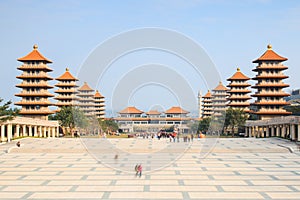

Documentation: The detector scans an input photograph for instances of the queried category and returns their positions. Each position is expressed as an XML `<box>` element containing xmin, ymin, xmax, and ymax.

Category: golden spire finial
<box><xmin>267</xmin><ymin>44</ymin><xmax>272</xmax><ymax>50</ymax></box>
<box><xmin>33</xmin><ymin>44</ymin><xmax>38</xmax><ymax>49</ymax></box>
<box><xmin>84</xmin><ymin>81</ymin><xmax>87</xmax><ymax>84</ymax></box>
<box><xmin>66</xmin><ymin>67</ymin><xmax>69</xmax><ymax>71</ymax></box>
<box><xmin>237</xmin><ymin>67</ymin><xmax>240</xmax><ymax>72</ymax></box>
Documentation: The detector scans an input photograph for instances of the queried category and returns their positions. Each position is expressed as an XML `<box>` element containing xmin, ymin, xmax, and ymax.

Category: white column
<box><xmin>1</xmin><ymin>125</ymin><xmax>5</xmax><ymax>142</ymax></box>
<box><xmin>271</xmin><ymin>126</ymin><xmax>275</xmax><ymax>137</ymax></box>
<box><xmin>245</xmin><ymin>127</ymin><xmax>248</xmax><ymax>137</ymax></box>
<box><xmin>22</xmin><ymin>125</ymin><xmax>27</xmax><ymax>137</ymax></box>
<box><xmin>47</xmin><ymin>127</ymin><xmax>51</xmax><ymax>138</ymax></box>
<box><xmin>276</xmin><ymin>126</ymin><xmax>280</xmax><ymax>137</ymax></box>
<box><xmin>34</xmin><ymin>126</ymin><xmax>38</xmax><ymax>137</ymax></box>
<box><xmin>28</xmin><ymin>125</ymin><xmax>32</xmax><ymax>137</ymax></box>
<box><xmin>281</xmin><ymin>126</ymin><xmax>286</xmax><ymax>138</ymax></box>
<box><xmin>297</xmin><ymin>124</ymin><xmax>300</xmax><ymax>142</ymax></box>
<box><xmin>291</xmin><ymin>124</ymin><xmax>295</xmax><ymax>141</ymax></box>
<box><xmin>39</xmin><ymin>126</ymin><xmax>42</xmax><ymax>137</ymax></box>
<box><xmin>266</xmin><ymin>127</ymin><xmax>269</xmax><ymax>137</ymax></box>
<box><xmin>15</xmin><ymin>125</ymin><xmax>20</xmax><ymax>138</ymax></box>
<box><xmin>7</xmin><ymin>124</ymin><xmax>12</xmax><ymax>142</ymax></box>
<box><xmin>43</xmin><ymin>127</ymin><xmax>47</xmax><ymax>138</ymax></box>
<box><xmin>56</xmin><ymin>127</ymin><xmax>59</xmax><ymax>137</ymax></box>
<box><xmin>52</xmin><ymin>127</ymin><xmax>56</xmax><ymax>138</ymax></box>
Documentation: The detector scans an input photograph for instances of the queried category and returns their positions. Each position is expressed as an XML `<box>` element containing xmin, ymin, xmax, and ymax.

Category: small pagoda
<box><xmin>55</xmin><ymin>68</ymin><xmax>78</xmax><ymax>110</ymax></box>
<box><xmin>212</xmin><ymin>81</ymin><xmax>229</xmax><ymax>116</ymax></box>
<box><xmin>251</xmin><ymin>44</ymin><xmax>291</xmax><ymax>119</ymax></box>
<box><xmin>77</xmin><ymin>82</ymin><xmax>95</xmax><ymax>116</ymax></box>
<box><xmin>94</xmin><ymin>90</ymin><xmax>105</xmax><ymax>120</ymax></box>
<box><xmin>227</xmin><ymin>68</ymin><xmax>251</xmax><ymax>112</ymax></box>
<box><xmin>15</xmin><ymin>44</ymin><xmax>54</xmax><ymax>120</ymax></box>
<box><xmin>202</xmin><ymin>90</ymin><xmax>213</xmax><ymax>118</ymax></box>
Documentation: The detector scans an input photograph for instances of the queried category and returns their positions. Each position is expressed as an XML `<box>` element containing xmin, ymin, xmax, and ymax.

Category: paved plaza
<box><xmin>0</xmin><ymin>137</ymin><xmax>300</xmax><ymax>199</ymax></box>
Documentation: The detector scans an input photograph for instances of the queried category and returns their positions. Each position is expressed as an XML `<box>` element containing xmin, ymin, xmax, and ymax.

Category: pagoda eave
<box><xmin>252</xmin><ymin>76</ymin><xmax>289</xmax><ymax>80</ymax></box>
<box><xmin>15</xmin><ymin>93</ymin><xmax>55</xmax><ymax>97</ymax></box>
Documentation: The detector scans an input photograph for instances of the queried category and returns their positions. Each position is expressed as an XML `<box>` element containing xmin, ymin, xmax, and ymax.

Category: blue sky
<box><xmin>1</xmin><ymin>0</ymin><xmax>299</xmax><ymax>116</ymax></box>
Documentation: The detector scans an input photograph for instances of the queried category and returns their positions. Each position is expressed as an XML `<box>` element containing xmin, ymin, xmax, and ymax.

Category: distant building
<box><xmin>54</xmin><ymin>68</ymin><xmax>78</xmax><ymax>109</ymax></box>
<box><xmin>15</xmin><ymin>45</ymin><xmax>54</xmax><ymax>120</ymax></box>
<box><xmin>212</xmin><ymin>81</ymin><xmax>229</xmax><ymax>117</ymax></box>
<box><xmin>251</xmin><ymin>44</ymin><xmax>291</xmax><ymax>120</ymax></box>
<box><xmin>114</xmin><ymin>106</ymin><xmax>191</xmax><ymax>133</ymax></box>
<box><xmin>285</xmin><ymin>89</ymin><xmax>300</xmax><ymax>106</ymax></box>
<box><xmin>227</xmin><ymin>68</ymin><xmax>251</xmax><ymax>112</ymax></box>
<box><xmin>201</xmin><ymin>90</ymin><xmax>213</xmax><ymax>118</ymax></box>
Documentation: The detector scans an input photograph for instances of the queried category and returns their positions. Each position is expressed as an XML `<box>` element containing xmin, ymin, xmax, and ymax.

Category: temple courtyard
<box><xmin>0</xmin><ymin>137</ymin><xmax>299</xmax><ymax>200</ymax></box>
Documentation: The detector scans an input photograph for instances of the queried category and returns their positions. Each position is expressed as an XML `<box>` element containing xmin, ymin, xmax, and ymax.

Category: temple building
<box><xmin>251</xmin><ymin>44</ymin><xmax>291</xmax><ymax>120</ymax></box>
<box><xmin>54</xmin><ymin>68</ymin><xmax>78</xmax><ymax>109</ymax></box>
<box><xmin>15</xmin><ymin>44</ymin><xmax>54</xmax><ymax>120</ymax></box>
<box><xmin>115</xmin><ymin>106</ymin><xmax>191</xmax><ymax>133</ymax></box>
<box><xmin>212</xmin><ymin>81</ymin><xmax>229</xmax><ymax>116</ymax></box>
<box><xmin>227</xmin><ymin>68</ymin><xmax>251</xmax><ymax>112</ymax></box>
<box><xmin>77</xmin><ymin>82</ymin><xmax>95</xmax><ymax>117</ymax></box>
<box><xmin>201</xmin><ymin>90</ymin><xmax>213</xmax><ymax>118</ymax></box>
<box><xmin>94</xmin><ymin>90</ymin><xmax>105</xmax><ymax>120</ymax></box>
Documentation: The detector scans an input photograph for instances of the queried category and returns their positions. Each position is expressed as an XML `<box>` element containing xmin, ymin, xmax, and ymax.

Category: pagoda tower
<box><xmin>15</xmin><ymin>44</ymin><xmax>54</xmax><ymax>120</ymax></box>
<box><xmin>251</xmin><ymin>44</ymin><xmax>291</xmax><ymax>120</ymax></box>
<box><xmin>77</xmin><ymin>82</ymin><xmax>95</xmax><ymax>117</ymax></box>
<box><xmin>201</xmin><ymin>90</ymin><xmax>213</xmax><ymax>118</ymax></box>
<box><xmin>227</xmin><ymin>68</ymin><xmax>251</xmax><ymax>112</ymax></box>
<box><xmin>54</xmin><ymin>68</ymin><xmax>78</xmax><ymax>110</ymax></box>
<box><xmin>198</xmin><ymin>91</ymin><xmax>202</xmax><ymax>118</ymax></box>
<box><xmin>94</xmin><ymin>90</ymin><xmax>105</xmax><ymax>120</ymax></box>
<box><xmin>212</xmin><ymin>81</ymin><xmax>229</xmax><ymax>116</ymax></box>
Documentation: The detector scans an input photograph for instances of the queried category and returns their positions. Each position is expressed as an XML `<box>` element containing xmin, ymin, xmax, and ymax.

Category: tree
<box><xmin>224</xmin><ymin>108</ymin><xmax>248</xmax><ymax>137</ymax></box>
<box><xmin>198</xmin><ymin>117</ymin><xmax>211</xmax><ymax>133</ymax></box>
<box><xmin>0</xmin><ymin>99</ymin><xmax>18</xmax><ymax>123</ymax></box>
<box><xmin>285</xmin><ymin>105</ymin><xmax>300</xmax><ymax>116</ymax></box>
<box><xmin>98</xmin><ymin>118</ymin><xmax>119</xmax><ymax>135</ymax></box>
<box><xmin>187</xmin><ymin>120</ymin><xmax>199</xmax><ymax>134</ymax></box>
<box><xmin>53</xmin><ymin>106</ymin><xmax>88</xmax><ymax>136</ymax></box>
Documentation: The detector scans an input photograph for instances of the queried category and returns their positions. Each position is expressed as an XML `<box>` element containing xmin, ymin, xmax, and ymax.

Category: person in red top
<box><xmin>137</xmin><ymin>164</ymin><xmax>142</xmax><ymax>177</ymax></box>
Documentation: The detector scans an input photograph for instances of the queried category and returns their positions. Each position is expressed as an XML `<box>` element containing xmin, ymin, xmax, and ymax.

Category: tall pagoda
<box><xmin>201</xmin><ymin>90</ymin><xmax>213</xmax><ymax>118</ymax></box>
<box><xmin>227</xmin><ymin>68</ymin><xmax>251</xmax><ymax>112</ymax></box>
<box><xmin>15</xmin><ymin>44</ymin><xmax>54</xmax><ymax>120</ymax></box>
<box><xmin>54</xmin><ymin>68</ymin><xmax>78</xmax><ymax>109</ymax></box>
<box><xmin>251</xmin><ymin>44</ymin><xmax>291</xmax><ymax>120</ymax></box>
<box><xmin>94</xmin><ymin>90</ymin><xmax>105</xmax><ymax>120</ymax></box>
<box><xmin>212</xmin><ymin>81</ymin><xmax>229</xmax><ymax>116</ymax></box>
<box><xmin>77</xmin><ymin>82</ymin><xmax>95</xmax><ymax>116</ymax></box>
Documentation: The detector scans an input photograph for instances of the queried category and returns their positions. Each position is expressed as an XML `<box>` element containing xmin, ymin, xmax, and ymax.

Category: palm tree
<box><xmin>0</xmin><ymin>98</ymin><xmax>18</xmax><ymax>123</ymax></box>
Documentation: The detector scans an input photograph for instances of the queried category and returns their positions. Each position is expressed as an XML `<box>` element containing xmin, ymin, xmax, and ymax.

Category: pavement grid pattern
<box><xmin>0</xmin><ymin>137</ymin><xmax>299</xmax><ymax>200</ymax></box>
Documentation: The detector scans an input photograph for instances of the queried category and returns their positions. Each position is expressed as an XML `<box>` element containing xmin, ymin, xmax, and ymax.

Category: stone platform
<box><xmin>0</xmin><ymin>137</ymin><xmax>299</xmax><ymax>199</ymax></box>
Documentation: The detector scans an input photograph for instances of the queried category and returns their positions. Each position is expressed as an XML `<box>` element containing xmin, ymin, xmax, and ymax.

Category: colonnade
<box><xmin>245</xmin><ymin>116</ymin><xmax>300</xmax><ymax>141</ymax></box>
<box><xmin>0</xmin><ymin>116</ymin><xmax>59</xmax><ymax>143</ymax></box>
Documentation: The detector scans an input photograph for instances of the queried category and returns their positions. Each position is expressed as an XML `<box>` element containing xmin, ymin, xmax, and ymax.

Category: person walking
<box><xmin>135</xmin><ymin>164</ymin><xmax>139</xmax><ymax>176</ymax></box>
<box><xmin>137</xmin><ymin>164</ymin><xmax>142</xmax><ymax>177</ymax></box>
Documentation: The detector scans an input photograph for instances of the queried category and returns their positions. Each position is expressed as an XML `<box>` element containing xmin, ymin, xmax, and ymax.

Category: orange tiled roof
<box><xmin>17</xmin><ymin>44</ymin><xmax>52</xmax><ymax>63</ymax></box>
<box><xmin>253</xmin><ymin>44</ymin><xmax>287</xmax><ymax>63</ymax></box>
<box><xmin>94</xmin><ymin>90</ymin><xmax>104</xmax><ymax>98</ymax></box>
<box><xmin>146</xmin><ymin>110</ymin><xmax>161</xmax><ymax>115</ymax></box>
<box><xmin>119</xmin><ymin>106</ymin><xmax>143</xmax><ymax>114</ymax></box>
<box><xmin>213</xmin><ymin>81</ymin><xmax>228</xmax><ymax>91</ymax></box>
<box><xmin>78</xmin><ymin>82</ymin><xmax>94</xmax><ymax>91</ymax></box>
<box><xmin>165</xmin><ymin>106</ymin><xmax>189</xmax><ymax>114</ymax></box>
<box><xmin>56</xmin><ymin>68</ymin><xmax>78</xmax><ymax>81</ymax></box>
<box><xmin>203</xmin><ymin>90</ymin><xmax>212</xmax><ymax>98</ymax></box>
<box><xmin>227</xmin><ymin>68</ymin><xmax>250</xmax><ymax>80</ymax></box>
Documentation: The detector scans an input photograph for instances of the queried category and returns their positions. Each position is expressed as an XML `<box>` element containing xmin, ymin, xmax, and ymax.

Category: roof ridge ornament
<box><xmin>33</xmin><ymin>44</ymin><xmax>38</xmax><ymax>50</ymax></box>
<box><xmin>267</xmin><ymin>44</ymin><xmax>272</xmax><ymax>50</ymax></box>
